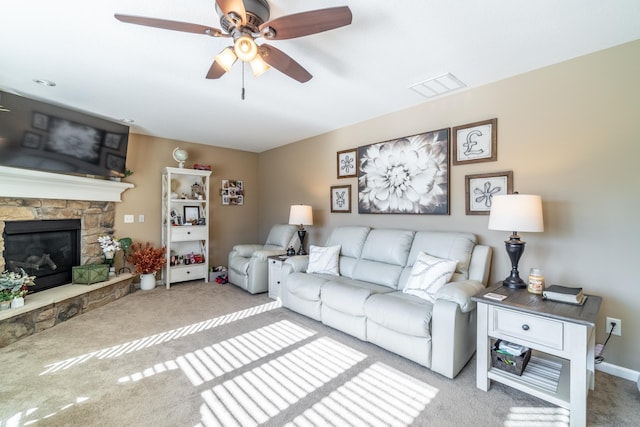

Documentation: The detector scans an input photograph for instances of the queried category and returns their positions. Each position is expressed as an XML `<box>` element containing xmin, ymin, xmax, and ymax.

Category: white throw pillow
<box><xmin>403</xmin><ymin>252</ymin><xmax>458</xmax><ymax>302</ymax></box>
<box><xmin>306</xmin><ymin>245</ymin><xmax>341</xmax><ymax>276</ymax></box>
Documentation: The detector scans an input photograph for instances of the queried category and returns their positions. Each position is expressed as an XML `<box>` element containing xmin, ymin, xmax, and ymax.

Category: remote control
<box><xmin>484</xmin><ymin>292</ymin><xmax>507</xmax><ymax>301</ymax></box>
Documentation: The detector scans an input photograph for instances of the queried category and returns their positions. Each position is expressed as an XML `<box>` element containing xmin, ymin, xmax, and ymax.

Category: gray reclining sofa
<box><xmin>280</xmin><ymin>226</ymin><xmax>492</xmax><ymax>378</ymax></box>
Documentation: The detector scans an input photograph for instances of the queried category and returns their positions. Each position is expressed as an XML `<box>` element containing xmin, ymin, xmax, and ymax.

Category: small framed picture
<box><xmin>330</xmin><ymin>184</ymin><xmax>351</xmax><ymax>213</ymax></box>
<box><xmin>32</xmin><ymin>112</ymin><xmax>49</xmax><ymax>130</ymax></box>
<box><xmin>184</xmin><ymin>206</ymin><xmax>200</xmax><ymax>223</ymax></box>
<box><xmin>22</xmin><ymin>131</ymin><xmax>42</xmax><ymax>149</ymax></box>
<box><xmin>103</xmin><ymin>132</ymin><xmax>123</xmax><ymax>150</ymax></box>
<box><xmin>337</xmin><ymin>148</ymin><xmax>357</xmax><ymax>178</ymax></box>
<box><xmin>465</xmin><ymin>171</ymin><xmax>513</xmax><ymax>215</ymax></box>
<box><xmin>452</xmin><ymin>118</ymin><xmax>497</xmax><ymax>165</ymax></box>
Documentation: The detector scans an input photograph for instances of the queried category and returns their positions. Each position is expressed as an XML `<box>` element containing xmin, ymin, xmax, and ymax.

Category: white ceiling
<box><xmin>1</xmin><ymin>0</ymin><xmax>639</xmax><ymax>153</ymax></box>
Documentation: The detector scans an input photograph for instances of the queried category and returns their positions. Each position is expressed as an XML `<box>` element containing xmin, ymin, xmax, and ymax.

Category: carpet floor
<box><xmin>0</xmin><ymin>281</ymin><xmax>637</xmax><ymax>426</ymax></box>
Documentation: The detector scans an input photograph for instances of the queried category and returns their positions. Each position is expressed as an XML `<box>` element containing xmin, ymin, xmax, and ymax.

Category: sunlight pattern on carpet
<box><xmin>285</xmin><ymin>362</ymin><xmax>439</xmax><ymax>427</ymax></box>
<box><xmin>117</xmin><ymin>320</ymin><xmax>317</xmax><ymax>385</ymax></box>
<box><xmin>3</xmin><ymin>397</ymin><xmax>89</xmax><ymax>427</ymax></box>
<box><xmin>198</xmin><ymin>337</ymin><xmax>368</xmax><ymax>427</ymax></box>
<box><xmin>505</xmin><ymin>406</ymin><xmax>570</xmax><ymax>426</ymax></box>
<box><xmin>40</xmin><ymin>300</ymin><xmax>281</xmax><ymax>375</ymax></box>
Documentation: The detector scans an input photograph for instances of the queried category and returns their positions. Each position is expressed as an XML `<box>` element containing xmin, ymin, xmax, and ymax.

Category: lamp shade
<box><xmin>289</xmin><ymin>205</ymin><xmax>313</xmax><ymax>226</ymax></box>
<box><xmin>249</xmin><ymin>55</ymin><xmax>270</xmax><ymax>77</ymax></box>
<box><xmin>215</xmin><ymin>47</ymin><xmax>237</xmax><ymax>72</ymax></box>
<box><xmin>488</xmin><ymin>194</ymin><xmax>544</xmax><ymax>233</ymax></box>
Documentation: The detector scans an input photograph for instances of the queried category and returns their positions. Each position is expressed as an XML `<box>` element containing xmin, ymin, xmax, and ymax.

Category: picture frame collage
<box><xmin>221</xmin><ymin>179</ymin><xmax>244</xmax><ymax>205</ymax></box>
<box><xmin>333</xmin><ymin>117</ymin><xmax>511</xmax><ymax>215</ymax></box>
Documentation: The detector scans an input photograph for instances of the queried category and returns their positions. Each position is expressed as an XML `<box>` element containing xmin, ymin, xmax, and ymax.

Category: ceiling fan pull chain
<box><xmin>241</xmin><ymin>61</ymin><xmax>246</xmax><ymax>100</ymax></box>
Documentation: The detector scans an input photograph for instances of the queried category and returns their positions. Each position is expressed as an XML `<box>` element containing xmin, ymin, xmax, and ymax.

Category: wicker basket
<box><xmin>491</xmin><ymin>340</ymin><xmax>532</xmax><ymax>376</ymax></box>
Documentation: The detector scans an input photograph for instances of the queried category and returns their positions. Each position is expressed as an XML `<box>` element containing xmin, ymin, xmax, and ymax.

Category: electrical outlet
<box><xmin>138</xmin><ymin>214</ymin><xmax>145</xmax><ymax>223</ymax></box>
<box><xmin>606</xmin><ymin>317</ymin><xmax>621</xmax><ymax>336</ymax></box>
<box><xmin>124</xmin><ymin>214</ymin><xmax>134</xmax><ymax>224</ymax></box>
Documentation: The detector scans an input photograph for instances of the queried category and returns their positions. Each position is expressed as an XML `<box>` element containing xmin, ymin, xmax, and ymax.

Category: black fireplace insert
<box><xmin>3</xmin><ymin>219</ymin><xmax>81</xmax><ymax>293</ymax></box>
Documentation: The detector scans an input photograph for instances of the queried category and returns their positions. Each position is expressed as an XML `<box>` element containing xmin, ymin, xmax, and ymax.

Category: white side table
<box><xmin>267</xmin><ymin>255</ymin><xmax>287</xmax><ymax>300</ymax></box>
<box><xmin>472</xmin><ymin>285</ymin><xmax>601</xmax><ymax>427</ymax></box>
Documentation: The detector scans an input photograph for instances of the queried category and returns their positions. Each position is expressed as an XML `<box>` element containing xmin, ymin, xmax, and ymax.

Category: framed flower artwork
<box><xmin>358</xmin><ymin>128</ymin><xmax>450</xmax><ymax>214</ymax></box>
<box><xmin>465</xmin><ymin>171</ymin><xmax>513</xmax><ymax>215</ymax></box>
<box><xmin>336</xmin><ymin>148</ymin><xmax>357</xmax><ymax>178</ymax></box>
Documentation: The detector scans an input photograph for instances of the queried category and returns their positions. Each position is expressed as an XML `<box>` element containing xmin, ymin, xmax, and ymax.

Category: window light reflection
<box><xmin>118</xmin><ymin>320</ymin><xmax>316</xmax><ymax>386</ymax></box>
<box><xmin>199</xmin><ymin>337</ymin><xmax>368</xmax><ymax>427</ymax></box>
<box><xmin>286</xmin><ymin>362</ymin><xmax>438</xmax><ymax>427</ymax></box>
<box><xmin>505</xmin><ymin>406</ymin><xmax>570</xmax><ymax>426</ymax></box>
<box><xmin>40</xmin><ymin>300</ymin><xmax>281</xmax><ymax>375</ymax></box>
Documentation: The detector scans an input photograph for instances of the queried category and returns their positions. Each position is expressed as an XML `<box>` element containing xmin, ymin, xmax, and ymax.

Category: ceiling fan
<box><xmin>115</xmin><ymin>0</ymin><xmax>352</xmax><ymax>83</ymax></box>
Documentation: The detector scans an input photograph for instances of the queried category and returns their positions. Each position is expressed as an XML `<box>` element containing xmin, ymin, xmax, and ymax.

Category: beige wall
<box><xmin>257</xmin><ymin>40</ymin><xmax>640</xmax><ymax>371</ymax></box>
<box><xmin>114</xmin><ymin>134</ymin><xmax>258</xmax><ymax>269</ymax></box>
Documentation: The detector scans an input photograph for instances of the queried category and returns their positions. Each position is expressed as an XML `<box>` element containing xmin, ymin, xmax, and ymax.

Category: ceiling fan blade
<box><xmin>259</xmin><ymin>44</ymin><xmax>312</xmax><ymax>83</ymax></box>
<box><xmin>206</xmin><ymin>60</ymin><xmax>227</xmax><ymax>79</ymax></box>
<box><xmin>259</xmin><ymin>6</ymin><xmax>352</xmax><ymax>40</ymax></box>
<box><xmin>215</xmin><ymin>0</ymin><xmax>247</xmax><ymax>25</ymax></box>
<box><xmin>114</xmin><ymin>14</ymin><xmax>224</xmax><ymax>37</ymax></box>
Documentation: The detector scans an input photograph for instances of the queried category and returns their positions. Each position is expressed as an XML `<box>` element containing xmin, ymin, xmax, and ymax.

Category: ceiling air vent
<box><xmin>410</xmin><ymin>73</ymin><xmax>466</xmax><ymax>99</ymax></box>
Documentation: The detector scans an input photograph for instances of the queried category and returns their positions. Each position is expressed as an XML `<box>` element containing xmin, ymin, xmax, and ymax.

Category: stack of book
<box><xmin>542</xmin><ymin>285</ymin><xmax>586</xmax><ymax>305</ymax></box>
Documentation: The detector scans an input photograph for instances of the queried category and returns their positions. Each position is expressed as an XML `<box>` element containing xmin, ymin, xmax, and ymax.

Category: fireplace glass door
<box><xmin>3</xmin><ymin>219</ymin><xmax>81</xmax><ymax>293</ymax></box>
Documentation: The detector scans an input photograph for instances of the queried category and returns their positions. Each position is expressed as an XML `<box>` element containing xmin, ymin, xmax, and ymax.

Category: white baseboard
<box><xmin>596</xmin><ymin>361</ymin><xmax>640</xmax><ymax>382</ymax></box>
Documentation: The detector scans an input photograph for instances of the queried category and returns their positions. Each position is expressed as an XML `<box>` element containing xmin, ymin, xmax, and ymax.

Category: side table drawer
<box><xmin>489</xmin><ymin>306</ymin><xmax>564</xmax><ymax>350</ymax></box>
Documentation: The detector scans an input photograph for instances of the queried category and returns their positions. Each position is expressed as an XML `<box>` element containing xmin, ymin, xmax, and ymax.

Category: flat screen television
<box><xmin>0</xmin><ymin>89</ymin><xmax>129</xmax><ymax>179</ymax></box>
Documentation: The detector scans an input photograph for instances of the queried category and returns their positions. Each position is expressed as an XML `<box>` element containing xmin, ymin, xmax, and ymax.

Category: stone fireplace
<box><xmin>0</xmin><ymin>166</ymin><xmax>134</xmax><ymax>347</ymax></box>
<box><xmin>0</xmin><ymin>198</ymin><xmax>116</xmax><ymax>274</ymax></box>
<box><xmin>0</xmin><ymin>165</ymin><xmax>134</xmax><ymax>272</ymax></box>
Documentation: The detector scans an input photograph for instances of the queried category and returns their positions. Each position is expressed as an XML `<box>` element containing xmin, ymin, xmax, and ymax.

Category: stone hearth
<box><xmin>0</xmin><ymin>274</ymin><xmax>134</xmax><ymax>347</ymax></box>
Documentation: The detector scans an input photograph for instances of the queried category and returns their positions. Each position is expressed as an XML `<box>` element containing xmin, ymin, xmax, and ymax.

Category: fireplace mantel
<box><xmin>0</xmin><ymin>166</ymin><xmax>133</xmax><ymax>202</ymax></box>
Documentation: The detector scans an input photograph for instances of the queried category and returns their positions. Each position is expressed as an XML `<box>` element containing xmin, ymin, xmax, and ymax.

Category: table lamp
<box><xmin>488</xmin><ymin>194</ymin><xmax>544</xmax><ymax>288</ymax></box>
<box><xmin>289</xmin><ymin>204</ymin><xmax>313</xmax><ymax>255</ymax></box>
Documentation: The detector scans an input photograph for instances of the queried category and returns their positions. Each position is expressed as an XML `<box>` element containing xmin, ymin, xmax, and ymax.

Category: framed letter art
<box><xmin>330</xmin><ymin>185</ymin><xmax>351</xmax><ymax>213</ymax></box>
<box><xmin>465</xmin><ymin>171</ymin><xmax>513</xmax><ymax>215</ymax></box>
<box><xmin>336</xmin><ymin>148</ymin><xmax>357</xmax><ymax>178</ymax></box>
<box><xmin>452</xmin><ymin>118</ymin><xmax>497</xmax><ymax>165</ymax></box>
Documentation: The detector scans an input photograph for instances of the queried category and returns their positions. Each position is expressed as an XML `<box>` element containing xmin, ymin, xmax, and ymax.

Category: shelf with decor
<box><xmin>161</xmin><ymin>167</ymin><xmax>211</xmax><ymax>289</ymax></box>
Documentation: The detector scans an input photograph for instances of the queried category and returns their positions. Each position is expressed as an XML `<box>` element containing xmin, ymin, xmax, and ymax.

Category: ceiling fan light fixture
<box><xmin>250</xmin><ymin>55</ymin><xmax>270</xmax><ymax>77</ymax></box>
<box><xmin>234</xmin><ymin>35</ymin><xmax>258</xmax><ymax>62</ymax></box>
<box><xmin>215</xmin><ymin>47</ymin><xmax>237</xmax><ymax>72</ymax></box>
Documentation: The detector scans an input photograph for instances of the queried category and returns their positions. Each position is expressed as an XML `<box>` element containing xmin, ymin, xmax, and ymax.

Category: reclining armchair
<box><xmin>228</xmin><ymin>224</ymin><xmax>299</xmax><ymax>294</ymax></box>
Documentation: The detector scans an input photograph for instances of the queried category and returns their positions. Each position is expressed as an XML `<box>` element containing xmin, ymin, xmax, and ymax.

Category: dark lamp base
<box><xmin>296</xmin><ymin>229</ymin><xmax>307</xmax><ymax>256</ymax></box>
<box><xmin>502</xmin><ymin>235</ymin><xmax>527</xmax><ymax>289</ymax></box>
<box><xmin>502</xmin><ymin>276</ymin><xmax>527</xmax><ymax>289</ymax></box>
